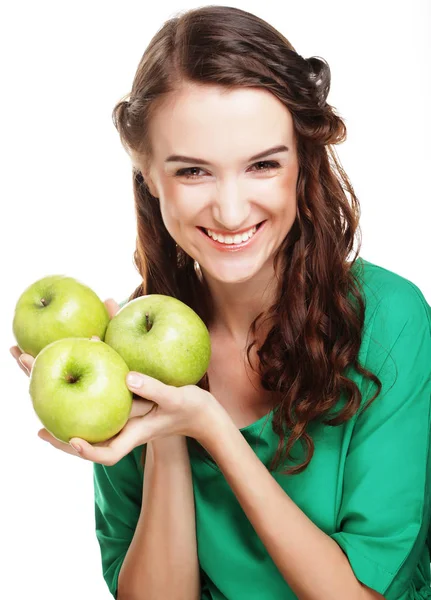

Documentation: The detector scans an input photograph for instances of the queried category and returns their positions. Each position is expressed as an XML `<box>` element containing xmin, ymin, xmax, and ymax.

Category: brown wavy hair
<box><xmin>111</xmin><ymin>5</ymin><xmax>382</xmax><ymax>475</ymax></box>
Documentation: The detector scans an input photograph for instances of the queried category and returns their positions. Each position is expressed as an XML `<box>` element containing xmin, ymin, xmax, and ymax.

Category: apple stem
<box><xmin>40</xmin><ymin>298</ymin><xmax>48</xmax><ymax>307</ymax></box>
<box><xmin>66</xmin><ymin>374</ymin><xmax>78</xmax><ymax>384</ymax></box>
<box><xmin>145</xmin><ymin>312</ymin><xmax>152</xmax><ymax>332</ymax></box>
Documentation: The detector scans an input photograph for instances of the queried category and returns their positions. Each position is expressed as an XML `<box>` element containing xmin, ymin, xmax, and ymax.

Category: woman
<box><xmin>11</xmin><ymin>5</ymin><xmax>431</xmax><ymax>600</ymax></box>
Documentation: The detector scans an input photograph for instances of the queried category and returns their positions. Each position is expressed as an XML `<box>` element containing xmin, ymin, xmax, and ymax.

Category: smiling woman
<box><xmin>91</xmin><ymin>5</ymin><xmax>431</xmax><ymax>600</ymax></box>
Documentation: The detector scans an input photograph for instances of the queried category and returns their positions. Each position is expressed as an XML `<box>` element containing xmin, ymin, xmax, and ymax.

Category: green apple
<box><xmin>13</xmin><ymin>275</ymin><xmax>110</xmax><ymax>356</ymax></box>
<box><xmin>29</xmin><ymin>338</ymin><xmax>133</xmax><ymax>443</ymax></box>
<box><xmin>104</xmin><ymin>295</ymin><xmax>211</xmax><ymax>386</ymax></box>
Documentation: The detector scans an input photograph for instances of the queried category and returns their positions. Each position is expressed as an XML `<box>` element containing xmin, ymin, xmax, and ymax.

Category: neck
<box><xmin>203</xmin><ymin>259</ymin><xmax>281</xmax><ymax>346</ymax></box>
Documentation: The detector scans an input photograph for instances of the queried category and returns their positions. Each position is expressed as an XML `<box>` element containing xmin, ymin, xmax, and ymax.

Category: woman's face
<box><xmin>140</xmin><ymin>83</ymin><xmax>300</xmax><ymax>284</ymax></box>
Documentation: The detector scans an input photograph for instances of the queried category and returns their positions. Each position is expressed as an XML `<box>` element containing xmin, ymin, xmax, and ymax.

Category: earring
<box><xmin>194</xmin><ymin>259</ymin><xmax>203</xmax><ymax>282</ymax></box>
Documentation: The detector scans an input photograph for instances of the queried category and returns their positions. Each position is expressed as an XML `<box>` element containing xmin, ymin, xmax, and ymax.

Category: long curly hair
<box><xmin>111</xmin><ymin>5</ymin><xmax>382</xmax><ymax>475</ymax></box>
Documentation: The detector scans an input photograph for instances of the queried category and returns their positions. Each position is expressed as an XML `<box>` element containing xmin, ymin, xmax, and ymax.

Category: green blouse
<box><xmin>93</xmin><ymin>257</ymin><xmax>431</xmax><ymax>599</ymax></box>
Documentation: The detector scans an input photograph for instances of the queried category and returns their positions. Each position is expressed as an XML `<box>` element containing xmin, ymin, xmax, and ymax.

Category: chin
<box><xmin>204</xmin><ymin>263</ymin><xmax>260</xmax><ymax>284</ymax></box>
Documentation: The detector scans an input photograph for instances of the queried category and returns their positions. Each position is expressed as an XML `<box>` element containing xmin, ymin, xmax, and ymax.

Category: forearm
<box><xmin>117</xmin><ymin>435</ymin><xmax>200</xmax><ymax>600</ymax></box>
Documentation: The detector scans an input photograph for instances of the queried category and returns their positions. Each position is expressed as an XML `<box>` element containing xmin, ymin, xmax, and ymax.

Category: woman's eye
<box><xmin>250</xmin><ymin>160</ymin><xmax>281</xmax><ymax>173</ymax></box>
<box><xmin>175</xmin><ymin>160</ymin><xmax>281</xmax><ymax>179</ymax></box>
<box><xmin>175</xmin><ymin>167</ymin><xmax>205</xmax><ymax>179</ymax></box>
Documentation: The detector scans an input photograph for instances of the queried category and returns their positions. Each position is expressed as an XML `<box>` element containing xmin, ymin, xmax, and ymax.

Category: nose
<box><xmin>211</xmin><ymin>180</ymin><xmax>250</xmax><ymax>232</ymax></box>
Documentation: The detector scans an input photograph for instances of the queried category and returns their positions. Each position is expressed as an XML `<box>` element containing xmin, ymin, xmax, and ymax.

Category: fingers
<box><xmin>70</xmin><ymin>416</ymin><xmax>152</xmax><ymax>466</ymax></box>
<box><xmin>126</xmin><ymin>372</ymin><xmax>175</xmax><ymax>408</ymax></box>
<box><xmin>38</xmin><ymin>429</ymin><xmax>84</xmax><ymax>458</ymax></box>
<box><xmin>10</xmin><ymin>346</ymin><xmax>34</xmax><ymax>376</ymax></box>
<box><xmin>129</xmin><ymin>397</ymin><xmax>156</xmax><ymax>419</ymax></box>
<box><xmin>37</xmin><ymin>399</ymin><xmax>155</xmax><ymax>465</ymax></box>
<box><xmin>19</xmin><ymin>353</ymin><xmax>35</xmax><ymax>374</ymax></box>
<box><xmin>104</xmin><ymin>298</ymin><xmax>121</xmax><ymax>319</ymax></box>
<box><xmin>10</xmin><ymin>346</ymin><xmax>21</xmax><ymax>361</ymax></box>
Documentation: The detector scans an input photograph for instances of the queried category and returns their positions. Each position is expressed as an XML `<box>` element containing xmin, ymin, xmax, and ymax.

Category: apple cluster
<box><xmin>13</xmin><ymin>275</ymin><xmax>212</xmax><ymax>445</ymax></box>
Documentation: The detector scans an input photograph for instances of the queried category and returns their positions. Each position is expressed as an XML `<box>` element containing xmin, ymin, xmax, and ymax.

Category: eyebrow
<box><xmin>164</xmin><ymin>144</ymin><xmax>289</xmax><ymax>165</ymax></box>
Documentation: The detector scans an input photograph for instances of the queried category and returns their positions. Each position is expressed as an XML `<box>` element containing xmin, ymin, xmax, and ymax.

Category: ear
<box><xmin>132</xmin><ymin>153</ymin><xmax>160</xmax><ymax>198</ymax></box>
<box><xmin>142</xmin><ymin>173</ymin><xmax>159</xmax><ymax>199</ymax></box>
<box><xmin>138</xmin><ymin>164</ymin><xmax>159</xmax><ymax>198</ymax></box>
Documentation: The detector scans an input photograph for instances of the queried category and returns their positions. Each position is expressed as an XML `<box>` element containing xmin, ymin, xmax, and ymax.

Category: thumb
<box><xmin>126</xmin><ymin>372</ymin><xmax>173</xmax><ymax>407</ymax></box>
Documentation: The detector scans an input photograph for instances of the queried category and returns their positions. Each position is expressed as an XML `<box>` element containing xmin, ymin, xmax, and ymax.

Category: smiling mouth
<box><xmin>197</xmin><ymin>220</ymin><xmax>265</xmax><ymax>238</ymax></box>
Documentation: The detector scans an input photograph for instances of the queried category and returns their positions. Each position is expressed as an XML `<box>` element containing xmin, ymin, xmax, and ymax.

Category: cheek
<box><xmin>158</xmin><ymin>192</ymin><xmax>198</xmax><ymax>241</ymax></box>
<box><xmin>160</xmin><ymin>178</ymin><xmax>204</xmax><ymax>221</ymax></box>
<box><xmin>272</xmin><ymin>175</ymin><xmax>298</xmax><ymax>216</ymax></box>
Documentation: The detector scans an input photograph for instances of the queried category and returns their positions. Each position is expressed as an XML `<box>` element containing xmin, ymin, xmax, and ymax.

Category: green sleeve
<box><xmin>93</xmin><ymin>447</ymin><xmax>144</xmax><ymax>598</ymax></box>
<box><xmin>330</xmin><ymin>279</ymin><xmax>431</xmax><ymax>599</ymax></box>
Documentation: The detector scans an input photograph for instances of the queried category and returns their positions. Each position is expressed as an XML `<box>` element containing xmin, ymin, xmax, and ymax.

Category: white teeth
<box><xmin>206</xmin><ymin>225</ymin><xmax>258</xmax><ymax>244</ymax></box>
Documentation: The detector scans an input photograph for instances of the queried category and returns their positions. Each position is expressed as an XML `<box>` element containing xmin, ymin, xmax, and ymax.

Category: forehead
<box><xmin>148</xmin><ymin>84</ymin><xmax>295</xmax><ymax>159</ymax></box>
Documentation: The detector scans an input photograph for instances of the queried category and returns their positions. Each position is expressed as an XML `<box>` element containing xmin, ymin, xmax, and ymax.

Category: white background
<box><xmin>2</xmin><ymin>1</ymin><xmax>430</xmax><ymax>598</ymax></box>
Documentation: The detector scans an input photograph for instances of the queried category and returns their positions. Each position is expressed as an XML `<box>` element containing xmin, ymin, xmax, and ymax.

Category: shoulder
<box><xmin>351</xmin><ymin>256</ymin><xmax>430</xmax><ymax>334</ymax></box>
<box><xmin>349</xmin><ymin>259</ymin><xmax>430</xmax><ymax>429</ymax></box>
<box><xmin>349</xmin><ymin>257</ymin><xmax>430</xmax><ymax>397</ymax></box>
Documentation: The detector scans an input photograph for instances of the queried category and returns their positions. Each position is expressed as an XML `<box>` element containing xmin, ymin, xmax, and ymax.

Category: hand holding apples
<box><xmin>11</xmin><ymin>285</ymin><xmax>223</xmax><ymax>464</ymax></box>
<box><xmin>11</xmin><ymin>280</ymin><xmax>139</xmax><ymax>444</ymax></box>
<box><xmin>11</xmin><ymin>336</ymin><xmax>223</xmax><ymax>466</ymax></box>
<box><xmin>46</xmin><ymin>369</ymin><xmax>222</xmax><ymax>465</ymax></box>
<box><xmin>10</xmin><ymin>299</ymin><xmax>156</xmax><ymax>457</ymax></box>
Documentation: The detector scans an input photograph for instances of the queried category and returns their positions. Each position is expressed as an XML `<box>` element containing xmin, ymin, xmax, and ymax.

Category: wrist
<box><xmin>195</xmin><ymin>399</ymin><xmax>233</xmax><ymax>450</ymax></box>
<box><xmin>148</xmin><ymin>435</ymin><xmax>189</xmax><ymax>462</ymax></box>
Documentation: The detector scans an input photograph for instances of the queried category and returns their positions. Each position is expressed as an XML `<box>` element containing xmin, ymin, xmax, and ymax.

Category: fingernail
<box><xmin>18</xmin><ymin>356</ymin><xmax>29</xmax><ymax>372</ymax></box>
<box><xmin>127</xmin><ymin>372</ymin><xmax>144</xmax><ymax>388</ymax></box>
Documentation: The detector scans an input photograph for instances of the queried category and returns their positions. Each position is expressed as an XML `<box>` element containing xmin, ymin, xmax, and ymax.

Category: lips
<box><xmin>197</xmin><ymin>219</ymin><xmax>267</xmax><ymax>252</ymax></box>
<box><xmin>198</xmin><ymin>220</ymin><xmax>265</xmax><ymax>237</ymax></box>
